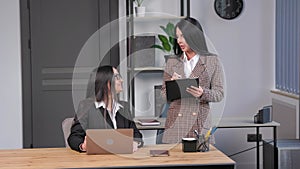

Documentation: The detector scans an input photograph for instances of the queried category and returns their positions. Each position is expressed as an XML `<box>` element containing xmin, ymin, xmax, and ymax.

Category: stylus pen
<box><xmin>211</xmin><ymin>126</ymin><xmax>218</xmax><ymax>135</ymax></box>
<box><xmin>205</xmin><ymin>128</ymin><xmax>212</xmax><ymax>140</ymax></box>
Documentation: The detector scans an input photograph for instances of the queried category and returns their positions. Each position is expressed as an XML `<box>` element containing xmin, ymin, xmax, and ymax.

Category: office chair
<box><xmin>61</xmin><ymin>117</ymin><xmax>74</xmax><ymax>147</ymax></box>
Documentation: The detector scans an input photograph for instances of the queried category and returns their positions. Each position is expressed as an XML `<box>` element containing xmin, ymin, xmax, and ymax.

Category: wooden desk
<box><xmin>0</xmin><ymin>144</ymin><xmax>235</xmax><ymax>169</ymax></box>
<box><xmin>135</xmin><ymin>117</ymin><xmax>279</xmax><ymax>169</ymax></box>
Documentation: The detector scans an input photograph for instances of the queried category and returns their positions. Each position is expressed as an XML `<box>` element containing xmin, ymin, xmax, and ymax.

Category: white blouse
<box><xmin>183</xmin><ymin>52</ymin><xmax>199</xmax><ymax>77</ymax></box>
<box><xmin>94</xmin><ymin>100</ymin><xmax>123</xmax><ymax>129</ymax></box>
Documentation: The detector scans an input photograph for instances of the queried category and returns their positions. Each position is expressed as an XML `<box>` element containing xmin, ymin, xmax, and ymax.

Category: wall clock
<box><xmin>214</xmin><ymin>0</ymin><xmax>243</xmax><ymax>20</ymax></box>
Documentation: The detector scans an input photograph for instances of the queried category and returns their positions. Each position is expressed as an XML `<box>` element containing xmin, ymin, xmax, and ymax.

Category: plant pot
<box><xmin>164</xmin><ymin>54</ymin><xmax>177</xmax><ymax>63</ymax></box>
<box><xmin>135</xmin><ymin>6</ymin><xmax>146</xmax><ymax>17</ymax></box>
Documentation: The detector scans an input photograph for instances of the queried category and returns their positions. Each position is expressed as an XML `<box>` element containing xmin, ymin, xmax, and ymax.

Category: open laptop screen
<box><xmin>86</xmin><ymin>129</ymin><xmax>133</xmax><ymax>155</ymax></box>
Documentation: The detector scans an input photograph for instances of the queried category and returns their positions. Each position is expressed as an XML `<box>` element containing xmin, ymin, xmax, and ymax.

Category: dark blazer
<box><xmin>68</xmin><ymin>98</ymin><xmax>143</xmax><ymax>152</ymax></box>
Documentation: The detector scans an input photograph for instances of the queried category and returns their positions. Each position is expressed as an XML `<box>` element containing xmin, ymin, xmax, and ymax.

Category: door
<box><xmin>21</xmin><ymin>0</ymin><xmax>119</xmax><ymax>148</ymax></box>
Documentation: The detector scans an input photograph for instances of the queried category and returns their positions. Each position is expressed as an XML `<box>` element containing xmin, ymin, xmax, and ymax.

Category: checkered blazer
<box><xmin>161</xmin><ymin>55</ymin><xmax>224</xmax><ymax>143</ymax></box>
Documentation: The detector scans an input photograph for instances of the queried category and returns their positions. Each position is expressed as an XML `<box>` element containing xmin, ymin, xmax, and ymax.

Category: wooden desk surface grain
<box><xmin>0</xmin><ymin>144</ymin><xmax>235</xmax><ymax>169</ymax></box>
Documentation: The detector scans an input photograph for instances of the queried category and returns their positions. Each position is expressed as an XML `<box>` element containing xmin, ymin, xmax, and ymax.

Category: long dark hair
<box><xmin>92</xmin><ymin>65</ymin><xmax>116</xmax><ymax>128</ymax></box>
<box><xmin>173</xmin><ymin>17</ymin><xmax>214</xmax><ymax>56</ymax></box>
<box><xmin>94</xmin><ymin>65</ymin><xmax>116</xmax><ymax>103</ymax></box>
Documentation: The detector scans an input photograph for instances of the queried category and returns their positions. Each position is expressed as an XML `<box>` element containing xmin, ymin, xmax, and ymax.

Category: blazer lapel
<box><xmin>190</xmin><ymin>56</ymin><xmax>210</xmax><ymax>88</ymax></box>
<box><xmin>175</xmin><ymin>61</ymin><xmax>185</xmax><ymax>78</ymax></box>
<box><xmin>98</xmin><ymin>107</ymin><xmax>114</xmax><ymax>128</ymax></box>
<box><xmin>115</xmin><ymin>109</ymin><xmax>125</xmax><ymax>128</ymax></box>
<box><xmin>175</xmin><ymin>55</ymin><xmax>185</xmax><ymax>78</ymax></box>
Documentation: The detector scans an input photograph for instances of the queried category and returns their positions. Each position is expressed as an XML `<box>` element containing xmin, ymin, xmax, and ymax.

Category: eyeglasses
<box><xmin>113</xmin><ymin>74</ymin><xmax>122</xmax><ymax>80</ymax></box>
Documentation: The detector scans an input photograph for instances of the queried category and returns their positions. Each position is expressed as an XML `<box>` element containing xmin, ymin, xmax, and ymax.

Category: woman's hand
<box><xmin>171</xmin><ymin>72</ymin><xmax>182</xmax><ymax>80</ymax></box>
<box><xmin>79</xmin><ymin>136</ymin><xmax>87</xmax><ymax>152</ymax></box>
<box><xmin>186</xmin><ymin>85</ymin><xmax>203</xmax><ymax>98</ymax></box>
<box><xmin>133</xmin><ymin>141</ymin><xmax>139</xmax><ymax>152</ymax></box>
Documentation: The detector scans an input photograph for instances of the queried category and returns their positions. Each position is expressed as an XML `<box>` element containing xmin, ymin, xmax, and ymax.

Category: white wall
<box><xmin>0</xmin><ymin>0</ymin><xmax>23</xmax><ymax>149</ymax></box>
<box><xmin>191</xmin><ymin>0</ymin><xmax>275</xmax><ymax>168</ymax></box>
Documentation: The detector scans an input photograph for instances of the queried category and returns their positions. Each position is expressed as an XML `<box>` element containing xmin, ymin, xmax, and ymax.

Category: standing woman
<box><xmin>161</xmin><ymin>17</ymin><xmax>224</xmax><ymax>143</ymax></box>
<box><xmin>68</xmin><ymin>65</ymin><xmax>143</xmax><ymax>152</ymax></box>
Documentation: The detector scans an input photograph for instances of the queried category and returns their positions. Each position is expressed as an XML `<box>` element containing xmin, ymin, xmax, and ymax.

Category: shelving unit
<box><xmin>133</xmin><ymin>15</ymin><xmax>186</xmax><ymax>22</ymax></box>
<box><xmin>126</xmin><ymin>0</ymin><xmax>190</xmax><ymax>117</ymax></box>
<box><xmin>131</xmin><ymin>67</ymin><xmax>164</xmax><ymax>72</ymax></box>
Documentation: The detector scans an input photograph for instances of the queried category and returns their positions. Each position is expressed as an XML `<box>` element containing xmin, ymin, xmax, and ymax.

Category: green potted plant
<box><xmin>152</xmin><ymin>22</ymin><xmax>176</xmax><ymax>62</ymax></box>
<box><xmin>134</xmin><ymin>0</ymin><xmax>144</xmax><ymax>7</ymax></box>
<box><xmin>134</xmin><ymin>0</ymin><xmax>145</xmax><ymax>17</ymax></box>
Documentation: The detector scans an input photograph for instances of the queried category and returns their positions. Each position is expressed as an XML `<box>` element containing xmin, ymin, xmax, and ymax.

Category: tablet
<box><xmin>166</xmin><ymin>78</ymin><xmax>199</xmax><ymax>102</ymax></box>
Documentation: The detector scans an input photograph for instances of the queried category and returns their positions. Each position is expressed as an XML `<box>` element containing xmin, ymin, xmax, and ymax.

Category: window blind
<box><xmin>276</xmin><ymin>0</ymin><xmax>299</xmax><ymax>95</ymax></box>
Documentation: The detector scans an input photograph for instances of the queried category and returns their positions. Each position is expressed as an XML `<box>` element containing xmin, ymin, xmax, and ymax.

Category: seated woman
<box><xmin>68</xmin><ymin>65</ymin><xmax>143</xmax><ymax>152</ymax></box>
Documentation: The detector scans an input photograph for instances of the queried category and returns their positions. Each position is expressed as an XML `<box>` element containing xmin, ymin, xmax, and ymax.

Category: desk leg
<box><xmin>273</xmin><ymin>126</ymin><xmax>277</xmax><ymax>169</ymax></box>
<box><xmin>256</xmin><ymin>127</ymin><xmax>260</xmax><ymax>169</ymax></box>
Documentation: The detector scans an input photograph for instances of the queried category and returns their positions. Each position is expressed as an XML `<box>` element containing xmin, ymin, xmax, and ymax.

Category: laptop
<box><xmin>86</xmin><ymin>129</ymin><xmax>133</xmax><ymax>155</ymax></box>
<box><xmin>166</xmin><ymin>78</ymin><xmax>199</xmax><ymax>102</ymax></box>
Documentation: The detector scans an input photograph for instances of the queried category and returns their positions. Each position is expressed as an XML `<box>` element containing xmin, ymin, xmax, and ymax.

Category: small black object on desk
<box><xmin>254</xmin><ymin>106</ymin><xmax>272</xmax><ymax>124</ymax></box>
<box><xmin>182</xmin><ymin>138</ymin><xmax>198</xmax><ymax>152</ymax></box>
